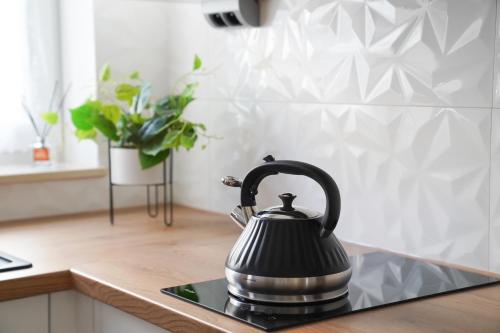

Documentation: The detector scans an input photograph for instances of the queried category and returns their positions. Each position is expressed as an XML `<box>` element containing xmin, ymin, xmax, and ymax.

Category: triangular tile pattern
<box><xmin>203</xmin><ymin>0</ymin><xmax>495</xmax><ymax>107</ymax></box>
<box><xmin>173</xmin><ymin>101</ymin><xmax>491</xmax><ymax>270</ymax></box>
<box><xmin>491</xmin><ymin>109</ymin><xmax>500</xmax><ymax>272</ymax></box>
<box><xmin>101</xmin><ymin>0</ymin><xmax>499</xmax><ymax>271</ymax></box>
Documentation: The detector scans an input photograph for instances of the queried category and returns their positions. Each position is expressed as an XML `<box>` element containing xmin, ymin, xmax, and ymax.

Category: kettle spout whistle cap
<box><xmin>229</xmin><ymin>205</ymin><xmax>256</xmax><ymax>229</ymax></box>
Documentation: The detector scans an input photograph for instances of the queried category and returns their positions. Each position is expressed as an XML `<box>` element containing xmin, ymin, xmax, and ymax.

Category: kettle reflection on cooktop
<box><xmin>225</xmin><ymin>293</ymin><xmax>352</xmax><ymax>317</ymax></box>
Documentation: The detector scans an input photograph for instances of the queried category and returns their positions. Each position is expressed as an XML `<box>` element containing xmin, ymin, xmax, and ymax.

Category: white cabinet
<box><xmin>0</xmin><ymin>295</ymin><xmax>49</xmax><ymax>333</ymax></box>
<box><xmin>50</xmin><ymin>291</ymin><xmax>171</xmax><ymax>333</ymax></box>
<box><xmin>94</xmin><ymin>301</ymin><xmax>170</xmax><ymax>333</ymax></box>
<box><xmin>50</xmin><ymin>291</ymin><xmax>93</xmax><ymax>333</ymax></box>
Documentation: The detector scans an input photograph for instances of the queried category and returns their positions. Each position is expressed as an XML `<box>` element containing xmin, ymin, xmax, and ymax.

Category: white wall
<box><xmin>91</xmin><ymin>0</ymin><xmax>500</xmax><ymax>272</ymax></box>
<box><xmin>0</xmin><ymin>0</ymin><xmax>146</xmax><ymax>222</ymax></box>
<box><xmin>59</xmin><ymin>0</ymin><xmax>99</xmax><ymax>167</ymax></box>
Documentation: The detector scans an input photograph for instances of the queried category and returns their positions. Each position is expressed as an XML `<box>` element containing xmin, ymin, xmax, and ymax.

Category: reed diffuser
<box><xmin>22</xmin><ymin>81</ymin><xmax>71</xmax><ymax>164</ymax></box>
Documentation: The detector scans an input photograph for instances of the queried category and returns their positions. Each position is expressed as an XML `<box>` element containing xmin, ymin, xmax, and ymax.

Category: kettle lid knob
<box><xmin>278</xmin><ymin>193</ymin><xmax>296</xmax><ymax>212</ymax></box>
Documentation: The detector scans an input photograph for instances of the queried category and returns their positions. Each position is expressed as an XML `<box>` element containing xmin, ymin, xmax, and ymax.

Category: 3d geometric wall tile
<box><xmin>495</xmin><ymin>1</ymin><xmax>500</xmax><ymax>108</ymax></box>
<box><xmin>208</xmin><ymin>0</ymin><xmax>496</xmax><ymax>107</ymax></box>
<box><xmin>491</xmin><ymin>109</ymin><xmax>500</xmax><ymax>272</ymax></box>
<box><xmin>98</xmin><ymin>0</ymin><xmax>497</xmax><ymax>271</ymax></box>
<box><xmin>175</xmin><ymin>101</ymin><xmax>491</xmax><ymax>270</ymax></box>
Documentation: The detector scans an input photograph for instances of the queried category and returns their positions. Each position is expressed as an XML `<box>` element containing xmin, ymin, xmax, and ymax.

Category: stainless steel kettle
<box><xmin>221</xmin><ymin>156</ymin><xmax>351</xmax><ymax>304</ymax></box>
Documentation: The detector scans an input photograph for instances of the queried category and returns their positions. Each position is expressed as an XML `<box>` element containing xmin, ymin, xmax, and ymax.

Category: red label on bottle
<box><xmin>33</xmin><ymin>147</ymin><xmax>50</xmax><ymax>161</ymax></box>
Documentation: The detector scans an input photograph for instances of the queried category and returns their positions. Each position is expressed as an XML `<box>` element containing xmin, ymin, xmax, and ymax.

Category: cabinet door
<box><xmin>0</xmin><ymin>295</ymin><xmax>49</xmax><ymax>333</ymax></box>
<box><xmin>94</xmin><ymin>300</ymin><xmax>170</xmax><ymax>333</ymax></box>
<box><xmin>50</xmin><ymin>291</ymin><xmax>93</xmax><ymax>333</ymax></box>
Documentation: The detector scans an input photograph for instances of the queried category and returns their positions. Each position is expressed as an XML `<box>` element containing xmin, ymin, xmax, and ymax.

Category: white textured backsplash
<box><xmin>94</xmin><ymin>0</ymin><xmax>500</xmax><ymax>271</ymax></box>
<box><xmin>491</xmin><ymin>109</ymin><xmax>500</xmax><ymax>272</ymax></box>
<box><xmin>174</xmin><ymin>101</ymin><xmax>491</xmax><ymax>271</ymax></box>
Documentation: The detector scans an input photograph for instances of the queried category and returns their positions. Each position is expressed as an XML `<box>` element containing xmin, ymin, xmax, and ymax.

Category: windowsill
<box><xmin>0</xmin><ymin>163</ymin><xmax>107</xmax><ymax>185</ymax></box>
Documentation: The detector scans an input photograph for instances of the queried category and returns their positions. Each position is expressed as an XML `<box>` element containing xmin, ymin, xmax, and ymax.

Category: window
<box><xmin>0</xmin><ymin>0</ymin><xmax>62</xmax><ymax>163</ymax></box>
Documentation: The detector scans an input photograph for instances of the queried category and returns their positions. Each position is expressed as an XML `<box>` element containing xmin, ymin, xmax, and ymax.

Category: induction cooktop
<box><xmin>161</xmin><ymin>252</ymin><xmax>499</xmax><ymax>331</ymax></box>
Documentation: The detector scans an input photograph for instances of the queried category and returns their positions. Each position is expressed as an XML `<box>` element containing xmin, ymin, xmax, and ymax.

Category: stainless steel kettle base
<box><xmin>227</xmin><ymin>284</ymin><xmax>349</xmax><ymax>304</ymax></box>
<box><xmin>227</xmin><ymin>293</ymin><xmax>351</xmax><ymax>315</ymax></box>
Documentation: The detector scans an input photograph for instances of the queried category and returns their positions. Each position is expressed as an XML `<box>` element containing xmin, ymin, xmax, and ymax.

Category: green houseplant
<box><xmin>69</xmin><ymin>55</ymin><xmax>208</xmax><ymax>175</ymax></box>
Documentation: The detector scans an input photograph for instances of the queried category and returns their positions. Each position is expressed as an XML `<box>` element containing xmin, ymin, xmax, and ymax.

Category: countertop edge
<box><xmin>0</xmin><ymin>269</ymin><xmax>229</xmax><ymax>333</ymax></box>
<box><xmin>70</xmin><ymin>269</ymin><xmax>229</xmax><ymax>333</ymax></box>
<box><xmin>0</xmin><ymin>270</ymin><xmax>72</xmax><ymax>301</ymax></box>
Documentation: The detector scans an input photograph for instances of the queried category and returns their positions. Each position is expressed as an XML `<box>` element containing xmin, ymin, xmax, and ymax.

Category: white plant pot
<box><xmin>110</xmin><ymin>148</ymin><xmax>163</xmax><ymax>185</ymax></box>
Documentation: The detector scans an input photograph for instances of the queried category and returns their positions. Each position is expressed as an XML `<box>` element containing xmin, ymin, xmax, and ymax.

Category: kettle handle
<box><xmin>240</xmin><ymin>159</ymin><xmax>341</xmax><ymax>238</ymax></box>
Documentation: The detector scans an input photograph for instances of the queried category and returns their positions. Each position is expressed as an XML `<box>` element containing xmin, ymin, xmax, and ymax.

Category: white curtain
<box><xmin>0</xmin><ymin>0</ymin><xmax>61</xmax><ymax>156</ymax></box>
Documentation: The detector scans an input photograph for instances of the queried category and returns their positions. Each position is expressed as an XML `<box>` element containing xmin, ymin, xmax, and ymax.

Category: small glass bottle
<box><xmin>33</xmin><ymin>137</ymin><xmax>50</xmax><ymax>164</ymax></box>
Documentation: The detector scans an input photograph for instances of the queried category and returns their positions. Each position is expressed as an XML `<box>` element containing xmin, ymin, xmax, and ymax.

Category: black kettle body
<box><xmin>222</xmin><ymin>157</ymin><xmax>351</xmax><ymax>304</ymax></box>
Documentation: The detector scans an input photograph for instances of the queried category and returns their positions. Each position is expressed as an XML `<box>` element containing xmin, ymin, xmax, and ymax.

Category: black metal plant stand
<box><xmin>107</xmin><ymin>141</ymin><xmax>174</xmax><ymax>226</ymax></box>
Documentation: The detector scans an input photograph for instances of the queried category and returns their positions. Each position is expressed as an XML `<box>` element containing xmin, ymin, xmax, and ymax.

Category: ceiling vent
<box><xmin>202</xmin><ymin>0</ymin><xmax>260</xmax><ymax>28</ymax></box>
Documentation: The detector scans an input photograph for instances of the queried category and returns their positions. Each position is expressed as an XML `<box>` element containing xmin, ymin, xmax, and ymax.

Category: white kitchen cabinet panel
<box><xmin>0</xmin><ymin>295</ymin><xmax>48</xmax><ymax>333</ymax></box>
<box><xmin>50</xmin><ymin>291</ymin><xmax>93</xmax><ymax>333</ymax></box>
<box><xmin>94</xmin><ymin>300</ymin><xmax>170</xmax><ymax>333</ymax></box>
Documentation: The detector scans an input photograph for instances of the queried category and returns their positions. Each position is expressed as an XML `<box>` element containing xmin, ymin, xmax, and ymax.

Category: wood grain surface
<box><xmin>0</xmin><ymin>206</ymin><xmax>499</xmax><ymax>333</ymax></box>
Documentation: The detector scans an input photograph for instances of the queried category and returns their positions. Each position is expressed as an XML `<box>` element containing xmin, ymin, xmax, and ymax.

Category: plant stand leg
<box><xmin>163</xmin><ymin>155</ymin><xmax>173</xmax><ymax>227</ymax></box>
<box><xmin>108</xmin><ymin>140</ymin><xmax>114</xmax><ymax>225</ymax></box>
<box><xmin>146</xmin><ymin>185</ymin><xmax>160</xmax><ymax>218</ymax></box>
<box><xmin>168</xmin><ymin>151</ymin><xmax>174</xmax><ymax>225</ymax></box>
<box><xmin>109</xmin><ymin>184</ymin><xmax>114</xmax><ymax>225</ymax></box>
<box><xmin>163</xmin><ymin>160</ymin><xmax>168</xmax><ymax>226</ymax></box>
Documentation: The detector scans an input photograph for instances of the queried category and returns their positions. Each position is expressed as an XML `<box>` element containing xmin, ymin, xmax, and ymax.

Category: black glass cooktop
<box><xmin>161</xmin><ymin>252</ymin><xmax>499</xmax><ymax>331</ymax></box>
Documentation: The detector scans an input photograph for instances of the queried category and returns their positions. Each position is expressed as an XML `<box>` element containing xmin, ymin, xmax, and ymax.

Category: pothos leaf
<box><xmin>102</xmin><ymin>104</ymin><xmax>120</xmax><ymax>124</ymax></box>
<box><xmin>139</xmin><ymin>114</ymin><xmax>168</xmax><ymax>142</ymax></box>
<box><xmin>179</xmin><ymin>83</ymin><xmax>197</xmax><ymax>110</ymax></box>
<box><xmin>129</xmin><ymin>70</ymin><xmax>140</xmax><ymax>80</ymax></box>
<box><xmin>140</xmin><ymin>131</ymin><xmax>166</xmax><ymax>156</ymax></box>
<box><xmin>182</xmin><ymin>83</ymin><xmax>196</xmax><ymax>99</ymax></box>
<box><xmin>161</xmin><ymin>129</ymin><xmax>182</xmax><ymax>149</ymax></box>
<box><xmin>70</xmin><ymin>101</ymin><xmax>101</xmax><ymax>130</ymax></box>
<box><xmin>139</xmin><ymin>149</ymin><xmax>169</xmax><ymax>169</ymax></box>
<box><xmin>92</xmin><ymin>114</ymin><xmax>119</xmax><ymax>141</ymax></box>
<box><xmin>180</xmin><ymin>132</ymin><xmax>197</xmax><ymax>150</ymax></box>
<box><xmin>115</xmin><ymin>83</ymin><xmax>140</xmax><ymax>106</ymax></box>
<box><xmin>194</xmin><ymin>123</ymin><xmax>206</xmax><ymax>131</ymax></box>
<box><xmin>100</xmin><ymin>64</ymin><xmax>111</xmax><ymax>81</ymax></box>
<box><xmin>75</xmin><ymin>128</ymin><xmax>97</xmax><ymax>140</ymax></box>
<box><xmin>129</xmin><ymin>113</ymin><xmax>145</xmax><ymax>125</ymax></box>
<box><xmin>41</xmin><ymin>111</ymin><xmax>58</xmax><ymax>125</ymax></box>
<box><xmin>193</xmin><ymin>54</ymin><xmax>202</xmax><ymax>71</ymax></box>
<box><xmin>133</xmin><ymin>81</ymin><xmax>151</xmax><ymax>113</ymax></box>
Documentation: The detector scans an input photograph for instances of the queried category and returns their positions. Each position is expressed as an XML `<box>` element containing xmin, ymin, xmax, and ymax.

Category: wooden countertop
<box><xmin>0</xmin><ymin>206</ymin><xmax>499</xmax><ymax>333</ymax></box>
